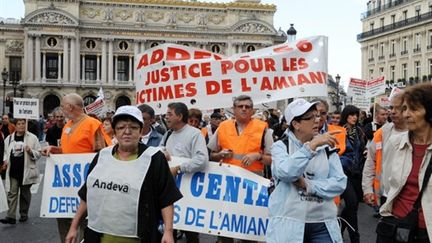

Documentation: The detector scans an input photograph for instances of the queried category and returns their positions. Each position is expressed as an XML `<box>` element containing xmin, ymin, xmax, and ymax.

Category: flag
<box><xmin>96</xmin><ymin>87</ymin><xmax>104</xmax><ymax>100</ymax></box>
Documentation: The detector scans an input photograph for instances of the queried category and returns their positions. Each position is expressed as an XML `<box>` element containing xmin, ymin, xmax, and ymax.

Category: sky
<box><xmin>0</xmin><ymin>0</ymin><xmax>366</xmax><ymax>89</ymax></box>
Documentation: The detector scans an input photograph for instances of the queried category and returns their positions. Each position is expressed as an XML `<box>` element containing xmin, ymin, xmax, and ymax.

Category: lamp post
<box><xmin>9</xmin><ymin>78</ymin><xmax>20</xmax><ymax>114</ymax></box>
<box><xmin>1</xmin><ymin>68</ymin><xmax>8</xmax><ymax>116</ymax></box>
<box><xmin>19</xmin><ymin>85</ymin><xmax>25</xmax><ymax>98</ymax></box>
<box><xmin>335</xmin><ymin>74</ymin><xmax>341</xmax><ymax>112</ymax></box>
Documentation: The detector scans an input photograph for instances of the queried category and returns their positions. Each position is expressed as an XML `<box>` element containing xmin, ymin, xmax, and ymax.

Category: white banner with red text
<box><xmin>135</xmin><ymin>36</ymin><xmax>329</xmax><ymax>114</ymax></box>
<box><xmin>40</xmin><ymin>154</ymin><xmax>270</xmax><ymax>241</ymax></box>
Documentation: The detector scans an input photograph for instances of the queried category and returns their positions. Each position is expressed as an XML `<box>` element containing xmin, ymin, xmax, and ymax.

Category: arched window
<box><xmin>211</xmin><ymin>44</ymin><xmax>220</xmax><ymax>53</ymax></box>
<box><xmin>115</xmin><ymin>95</ymin><xmax>131</xmax><ymax>109</ymax></box>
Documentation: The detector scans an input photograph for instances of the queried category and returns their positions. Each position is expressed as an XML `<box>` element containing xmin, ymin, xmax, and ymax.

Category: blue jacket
<box><xmin>266</xmin><ymin>131</ymin><xmax>347</xmax><ymax>243</ymax></box>
<box><xmin>145</xmin><ymin>129</ymin><xmax>163</xmax><ymax>147</ymax></box>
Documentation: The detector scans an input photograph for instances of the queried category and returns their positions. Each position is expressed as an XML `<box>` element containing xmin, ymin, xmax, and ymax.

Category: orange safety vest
<box><xmin>328</xmin><ymin>124</ymin><xmax>346</xmax><ymax>156</ymax></box>
<box><xmin>372</xmin><ymin>128</ymin><xmax>383</xmax><ymax>202</ymax></box>
<box><xmin>61</xmin><ymin>116</ymin><xmax>112</xmax><ymax>153</ymax></box>
<box><xmin>201</xmin><ymin>127</ymin><xmax>208</xmax><ymax>138</ymax></box>
<box><xmin>328</xmin><ymin>124</ymin><xmax>346</xmax><ymax>206</ymax></box>
<box><xmin>218</xmin><ymin>119</ymin><xmax>267</xmax><ymax>173</ymax></box>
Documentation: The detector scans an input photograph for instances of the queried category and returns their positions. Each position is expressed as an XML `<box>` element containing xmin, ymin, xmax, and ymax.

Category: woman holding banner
<box><xmin>65</xmin><ymin>105</ymin><xmax>182</xmax><ymax>243</ymax></box>
<box><xmin>267</xmin><ymin>99</ymin><xmax>347</xmax><ymax>243</ymax></box>
<box><xmin>0</xmin><ymin>119</ymin><xmax>41</xmax><ymax>224</ymax></box>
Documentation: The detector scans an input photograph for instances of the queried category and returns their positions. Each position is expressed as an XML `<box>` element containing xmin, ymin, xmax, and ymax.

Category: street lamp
<box><xmin>1</xmin><ymin>68</ymin><xmax>8</xmax><ymax>115</ymax></box>
<box><xmin>9</xmin><ymin>78</ymin><xmax>21</xmax><ymax>114</ymax></box>
<box><xmin>335</xmin><ymin>74</ymin><xmax>341</xmax><ymax>112</ymax></box>
<box><xmin>18</xmin><ymin>84</ymin><xmax>25</xmax><ymax>98</ymax></box>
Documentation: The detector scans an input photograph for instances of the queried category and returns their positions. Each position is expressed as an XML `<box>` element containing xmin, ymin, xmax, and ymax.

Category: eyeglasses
<box><xmin>115</xmin><ymin>124</ymin><xmax>141</xmax><ymax>132</ymax></box>
<box><xmin>235</xmin><ymin>105</ymin><xmax>253</xmax><ymax>110</ymax></box>
<box><xmin>320</xmin><ymin>111</ymin><xmax>328</xmax><ymax>117</ymax></box>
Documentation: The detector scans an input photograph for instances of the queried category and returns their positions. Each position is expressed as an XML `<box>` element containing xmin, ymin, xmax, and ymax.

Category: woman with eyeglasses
<box><xmin>376</xmin><ymin>83</ymin><xmax>432</xmax><ymax>243</ymax></box>
<box><xmin>267</xmin><ymin>99</ymin><xmax>347</xmax><ymax>243</ymax></box>
<box><xmin>65</xmin><ymin>105</ymin><xmax>182</xmax><ymax>243</ymax></box>
<box><xmin>338</xmin><ymin>105</ymin><xmax>367</xmax><ymax>243</ymax></box>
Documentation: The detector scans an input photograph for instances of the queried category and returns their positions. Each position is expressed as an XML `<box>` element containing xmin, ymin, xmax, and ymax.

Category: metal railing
<box><xmin>361</xmin><ymin>0</ymin><xmax>415</xmax><ymax>19</ymax></box>
<box><xmin>358</xmin><ymin>11</ymin><xmax>432</xmax><ymax>40</ymax></box>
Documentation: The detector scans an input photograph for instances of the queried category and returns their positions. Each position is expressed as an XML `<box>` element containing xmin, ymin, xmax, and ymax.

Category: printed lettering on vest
<box><xmin>92</xmin><ymin>179</ymin><xmax>130</xmax><ymax>193</ymax></box>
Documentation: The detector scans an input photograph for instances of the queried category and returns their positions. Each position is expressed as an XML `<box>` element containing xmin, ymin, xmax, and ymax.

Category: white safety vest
<box><xmin>285</xmin><ymin>139</ymin><xmax>337</xmax><ymax>222</ymax></box>
<box><xmin>86</xmin><ymin>146</ymin><xmax>159</xmax><ymax>237</ymax></box>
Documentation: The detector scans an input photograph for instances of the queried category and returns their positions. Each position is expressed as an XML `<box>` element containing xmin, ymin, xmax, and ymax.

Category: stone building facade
<box><xmin>358</xmin><ymin>0</ymin><xmax>432</xmax><ymax>88</ymax></box>
<box><xmin>0</xmin><ymin>0</ymin><xmax>286</xmax><ymax>116</ymax></box>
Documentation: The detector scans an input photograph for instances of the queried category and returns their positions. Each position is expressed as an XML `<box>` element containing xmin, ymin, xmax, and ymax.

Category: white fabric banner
<box><xmin>40</xmin><ymin>154</ymin><xmax>270</xmax><ymax>241</ymax></box>
<box><xmin>135</xmin><ymin>36</ymin><xmax>329</xmax><ymax>114</ymax></box>
<box><xmin>13</xmin><ymin>98</ymin><xmax>39</xmax><ymax>120</ymax></box>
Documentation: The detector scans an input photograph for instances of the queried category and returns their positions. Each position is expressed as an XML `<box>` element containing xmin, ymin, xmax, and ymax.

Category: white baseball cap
<box><xmin>285</xmin><ymin>99</ymin><xmax>318</xmax><ymax>125</ymax></box>
<box><xmin>112</xmin><ymin>105</ymin><xmax>144</xmax><ymax>126</ymax></box>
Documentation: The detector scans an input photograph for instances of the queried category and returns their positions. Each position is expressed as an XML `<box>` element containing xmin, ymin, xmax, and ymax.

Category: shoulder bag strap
<box><xmin>413</xmin><ymin>154</ymin><xmax>432</xmax><ymax>211</ymax></box>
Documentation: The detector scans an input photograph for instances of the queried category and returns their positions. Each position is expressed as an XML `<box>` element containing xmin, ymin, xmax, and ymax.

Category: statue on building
<box><xmin>167</xmin><ymin>12</ymin><xmax>177</xmax><ymax>25</ymax></box>
<box><xmin>103</xmin><ymin>8</ymin><xmax>114</xmax><ymax>21</ymax></box>
<box><xmin>136</xmin><ymin>10</ymin><xmax>145</xmax><ymax>23</ymax></box>
<box><xmin>197</xmin><ymin>13</ymin><xmax>207</xmax><ymax>26</ymax></box>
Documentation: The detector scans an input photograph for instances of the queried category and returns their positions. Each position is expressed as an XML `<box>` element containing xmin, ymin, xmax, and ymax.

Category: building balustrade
<box><xmin>368</xmin><ymin>57</ymin><xmax>375</xmax><ymax>62</ymax></box>
<box><xmin>389</xmin><ymin>53</ymin><xmax>396</xmax><ymax>58</ymax></box>
<box><xmin>361</xmin><ymin>0</ymin><xmax>415</xmax><ymax>19</ymax></box>
<box><xmin>413</xmin><ymin>47</ymin><xmax>421</xmax><ymax>53</ymax></box>
<box><xmin>400</xmin><ymin>50</ymin><xmax>408</xmax><ymax>55</ymax></box>
<box><xmin>378</xmin><ymin>55</ymin><xmax>385</xmax><ymax>60</ymax></box>
<box><xmin>358</xmin><ymin>11</ymin><xmax>432</xmax><ymax>40</ymax></box>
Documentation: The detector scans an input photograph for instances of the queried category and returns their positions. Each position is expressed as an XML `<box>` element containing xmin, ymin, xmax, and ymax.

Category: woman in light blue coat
<box><xmin>267</xmin><ymin>99</ymin><xmax>347</xmax><ymax>243</ymax></box>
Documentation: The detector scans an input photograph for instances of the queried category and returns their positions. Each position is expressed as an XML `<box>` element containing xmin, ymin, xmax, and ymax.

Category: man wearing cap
<box><xmin>41</xmin><ymin>93</ymin><xmax>112</xmax><ymax>243</ymax></box>
<box><xmin>160</xmin><ymin>102</ymin><xmax>208</xmax><ymax>243</ymax></box>
<box><xmin>208</xmin><ymin>95</ymin><xmax>272</xmax><ymax>243</ymax></box>
<box><xmin>66</xmin><ymin>105</ymin><xmax>182</xmax><ymax>243</ymax></box>
<box><xmin>201</xmin><ymin>112</ymin><xmax>223</xmax><ymax>144</ymax></box>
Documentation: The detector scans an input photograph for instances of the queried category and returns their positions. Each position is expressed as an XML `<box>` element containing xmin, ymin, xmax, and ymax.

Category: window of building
<box><xmin>390</xmin><ymin>65</ymin><xmax>395</xmax><ymax>81</ymax></box>
<box><xmin>47</xmin><ymin>37</ymin><xmax>57</xmax><ymax>48</ymax></box>
<box><xmin>391</xmin><ymin>14</ymin><xmax>396</xmax><ymax>25</ymax></box>
<box><xmin>380</xmin><ymin>18</ymin><xmax>384</xmax><ymax>29</ymax></box>
<box><xmin>246</xmin><ymin>45</ymin><xmax>255</xmax><ymax>52</ymax></box>
<box><xmin>416</xmin><ymin>6</ymin><xmax>421</xmax><ymax>19</ymax></box>
<box><xmin>429</xmin><ymin>59</ymin><xmax>432</xmax><ymax>74</ymax></box>
<box><xmin>85</xmin><ymin>55</ymin><xmax>97</xmax><ymax>81</ymax></box>
<box><xmin>211</xmin><ymin>44</ymin><xmax>220</xmax><ymax>53</ymax></box>
<box><xmin>429</xmin><ymin>2</ymin><xmax>432</xmax><ymax>13</ymax></box>
<box><xmin>429</xmin><ymin>31</ymin><xmax>432</xmax><ymax>48</ymax></box>
<box><xmin>369</xmin><ymin>69</ymin><xmax>374</xmax><ymax>79</ymax></box>
<box><xmin>380</xmin><ymin>43</ymin><xmax>384</xmax><ymax>56</ymax></box>
<box><xmin>415</xmin><ymin>33</ymin><xmax>421</xmax><ymax>50</ymax></box>
<box><xmin>401</xmin><ymin>37</ymin><xmax>407</xmax><ymax>53</ymax></box>
<box><xmin>83</xmin><ymin>96</ymin><xmax>96</xmax><ymax>106</ymax></box>
<box><xmin>402</xmin><ymin>63</ymin><xmax>407</xmax><ymax>80</ymax></box>
<box><xmin>370</xmin><ymin>22</ymin><xmax>374</xmax><ymax>31</ymax></box>
<box><xmin>117</xmin><ymin>56</ymin><xmax>129</xmax><ymax>81</ymax></box>
<box><xmin>369</xmin><ymin>46</ymin><xmax>374</xmax><ymax>60</ymax></box>
<box><xmin>403</xmin><ymin>10</ymin><xmax>408</xmax><ymax>21</ymax></box>
<box><xmin>391</xmin><ymin>40</ymin><xmax>395</xmax><ymax>54</ymax></box>
<box><xmin>9</xmin><ymin>57</ymin><xmax>21</xmax><ymax>82</ymax></box>
<box><xmin>150</xmin><ymin>42</ymin><xmax>159</xmax><ymax>48</ymax></box>
<box><xmin>379</xmin><ymin>67</ymin><xmax>384</xmax><ymax>74</ymax></box>
<box><xmin>119</xmin><ymin>41</ymin><xmax>129</xmax><ymax>51</ymax></box>
<box><xmin>415</xmin><ymin>61</ymin><xmax>421</xmax><ymax>78</ymax></box>
<box><xmin>46</xmin><ymin>54</ymin><xmax>58</xmax><ymax>79</ymax></box>
<box><xmin>86</xmin><ymin>40</ymin><xmax>96</xmax><ymax>50</ymax></box>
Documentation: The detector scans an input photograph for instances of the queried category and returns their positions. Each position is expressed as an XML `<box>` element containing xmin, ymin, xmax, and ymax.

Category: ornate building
<box><xmin>0</xmin><ymin>0</ymin><xmax>286</xmax><ymax>116</ymax></box>
<box><xmin>358</xmin><ymin>0</ymin><xmax>432</xmax><ymax>90</ymax></box>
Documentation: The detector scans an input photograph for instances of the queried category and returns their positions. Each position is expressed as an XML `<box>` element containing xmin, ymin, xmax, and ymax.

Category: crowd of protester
<box><xmin>0</xmin><ymin>82</ymin><xmax>431</xmax><ymax>243</ymax></box>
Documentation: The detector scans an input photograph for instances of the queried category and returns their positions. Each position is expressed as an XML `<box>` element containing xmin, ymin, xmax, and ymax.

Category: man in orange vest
<box><xmin>312</xmin><ymin>99</ymin><xmax>346</xmax><ymax>155</ymax></box>
<box><xmin>362</xmin><ymin>92</ymin><xmax>407</xmax><ymax>208</ymax></box>
<box><xmin>208</xmin><ymin>95</ymin><xmax>272</xmax><ymax>243</ymax></box>
<box><xmin>41</xmin><ymin>93</ymin><xmax>112</xmax><ymax>243</ymax></box>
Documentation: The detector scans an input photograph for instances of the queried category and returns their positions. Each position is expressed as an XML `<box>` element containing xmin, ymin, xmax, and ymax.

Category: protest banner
<box><xmin>13</xmin><ymin>98</ymin><xmax>39</xmax><ymax>120</ymax></box>
<box><xmin>84</xmin><ymin>98</ymin><xmax>108</xmax><ymax>118</ymax></box>
<box><xmin>40</xmin><ymin>154</ymin><xmax>270</xmax><ymax>241</ymax></box>
<box><xmin>135</xmin><ymin>36</ymin><xmax>329</xmax><ymax>114</ymax></box>
<box><xmin>365</xmin><ymin>76</ymin><xmax>386</xmax><ymax>98</ymax></box>
<box><xmin>377</xmin><ymin>96</ymin><xmax>390</xmax><ymax>107</ymax></box>
<box><xmin>40</xmin><ymin>154</ymin><xmax>94</xmax><ymax>218</ymax></box>
<box><xmin>347</xmin><ymin>78</ymin><xmax>370</xmax><ymax>110</ymax></box>
<box><xmin>389</xmin><ymin>86</ymin><xmax>402</xmax><ymax>101</ymax></box>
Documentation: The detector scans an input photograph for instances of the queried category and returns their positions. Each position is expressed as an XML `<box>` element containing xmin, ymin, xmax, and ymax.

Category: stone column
<box><xmin>108</xmin><ymin>40</ymin><xmax>114</xmax><ymax>84</ymax></box>
<box><xmin>114</xmin><ymin>55</ymin><xmax>118</xmax><ymax>82</ymax></box>
<box><xmin>140</xmin><ymin>42</ymin><xmax>145</xmax><ymax>53</ymax></box>
<box><xmin>96</xmin><ymin>54</ymin><xmax>101</xmax><ymax>82</ymax></box>
<box><xmin>27</xmin><ymin>35</ymin><xmax>34</xmax><ymax>82</ymax></box>
<box><xmin>42</xmin><ymin>52</ymin><xmax>46</xmax><ymax>81</ymax></box>
<box><xmin>129</xmin><ymin>55</ymin><xmax>133</xmax><ymax>82</ymax></box>
<box><xmin>75</xmin><ymin>37</ymin><xmax>80</xmax><ymax>83</ymax></box>
<box><xmin>101</xmin><ymin>40</ymin><xmax>107</xmax><ymax>83</ymax></box>
<box><xmin>63</xmin><ymin>37</ymin><xmax>69</xmax><ymax>82</ymax></box>
<box><xmin>58</xmin><ymin>53</ymin><xmax>62</xmax><ymax>81</ymax></box>
<box><xmin>226</xmin><ymin>42</ymin><xmax>233</xmax><ymax>56</ymax></box>
<box><xmin>81</xmin><ymin>55</ymin><xmax>85</xmax><ymax>82</ymax></box>
<box><xmin>35</xmin><ymin>35</ymin><xmax>41</xmax><ymax>81</ymax></box>
<box><xmin>134</xmin><ymin>41</ymin><xmax>140</xmax><ymax>59</ymax></box>
<box><xmin>70</xmin><ymin>38</ymin><xmax>76</xmax><ymax>82</ymax></box>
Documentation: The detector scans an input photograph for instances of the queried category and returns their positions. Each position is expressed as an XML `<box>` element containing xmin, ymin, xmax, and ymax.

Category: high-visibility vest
<box><xmin>328</xmin><ymin>124</ymin><xmax>347</xmax><ymax>156</ymax></box>
<box><xmin>218</xmin><ymin>119</ymin><xmax>267</xmax><ymax>173</ymax></box>
<box><xmin>372</xmin><ymin>128</ymin><xmax>383</xmax><ymax>201</ymax></box>
<box><xmin>201</xmin><ymin>127</ymin><xmax>208</xmax><ymax>138</ymax></box>
<box><xmin>61</xmin><ymin>116</ymin><xmax>112</xmax><ymax>153</ymax></box>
